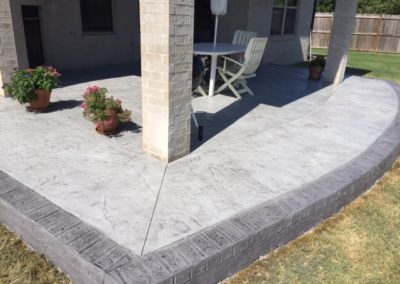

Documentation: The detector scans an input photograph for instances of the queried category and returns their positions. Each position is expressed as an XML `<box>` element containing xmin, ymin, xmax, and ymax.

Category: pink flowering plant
<box><xmin>4</xmin><ymin>66</ymin><xmax>61</xmax><ymax>104</ymax></box>
<box><xmin>81</xmin><ymin>86</ymin><xmax>131</xmax><ymax>123</ymax></box>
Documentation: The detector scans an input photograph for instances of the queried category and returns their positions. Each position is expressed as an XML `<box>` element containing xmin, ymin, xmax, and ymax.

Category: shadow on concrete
<box><xmin>191</xmin><ymin>64</ymin><xmax>329</xmax><ymax>150</ymax></box>
<box><xmin>293</xmin><ymin>61</ymin><xmax>371</xmax><ymax>78</ymax></box>
<box><xmin>48</xmin><ymin>99</ymin><xmax>82</xmax><ymax>112</ymax></box>
<box><xmin>55</xmin><ymin>62</ymin><xmax>330</xmax><ymax>152</ymax></box>
<box><xmin>119</xmin><ymin>121</ymin><xmax>142</xmax><ymax>134</ymax></box>
<box><xmin>345</xmin><ymin>67</ymin><xmax>371</xmax><ymax>77</ymax></box>
<box><xmin>102</xmin><ymin>121</ymin><xmax>143</xmax><ymax>138</ymax></box>
<box><xmin>60</xmin><ymin>64</ymin><xmax>141</xmax><ymax>87</ymax></box>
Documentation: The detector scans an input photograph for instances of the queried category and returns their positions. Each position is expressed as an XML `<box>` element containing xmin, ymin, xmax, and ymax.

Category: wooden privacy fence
<box><xmin>312</xmin><ymin>13</ymin><xmax>400</xmax><ymax>53</ymax></box>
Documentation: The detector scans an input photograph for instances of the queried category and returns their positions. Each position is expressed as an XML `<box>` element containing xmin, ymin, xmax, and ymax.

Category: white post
<box><xmin>211</xmin><ymin>0</ymin><xmax>228</xmax><ymax>48</ymax></box>
<box><xmin>213</xmin><ymin>16</ymin><xmax>219</xmax><ymax>48</ymax></box>
<box><xmin>208</xmin><ymin>55</ymin><xmax>218</xmax><ymax>96</ymax></box>
<box><xmin>324</xmin><ymin>0</ymin><xmax>358</xmax><ymax>85</ymax></box>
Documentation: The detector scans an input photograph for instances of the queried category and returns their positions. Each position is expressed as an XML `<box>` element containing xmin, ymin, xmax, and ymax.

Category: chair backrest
<box><xmin>232</xmin><ymin>30</ymin><xmax>258</xmax><ymax>47</ymax></box>
<box><xmin>242</xmin><ymin>37</ymin><xmax>268</xmax><ymax>75</ymax></box>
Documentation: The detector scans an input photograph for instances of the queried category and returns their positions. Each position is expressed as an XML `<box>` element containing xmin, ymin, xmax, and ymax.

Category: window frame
<box><xmin>80</xmin><ymin>0</ymin><xmax>114</xmax><ymax>34</ymax></box>
<box><xmin>271</xmin><ymin>0</ymin><xmax>299</xmax><ymax>37</ymax></box>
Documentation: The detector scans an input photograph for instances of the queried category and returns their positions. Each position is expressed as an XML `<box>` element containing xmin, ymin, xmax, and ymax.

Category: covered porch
<box><xmin>1</xmin><ymin>0</ymin><xmax>392</xmax><ymax>283</ymax></box>
<box><xmin>0</xmin><ymin>62</ymin><xmax>399</xmax><ymax>282</ymax></box>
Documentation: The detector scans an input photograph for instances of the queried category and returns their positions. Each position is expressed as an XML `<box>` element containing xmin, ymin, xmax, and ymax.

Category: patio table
<box><xmin>194</xmin><ymin>43</ymin><xmax>246</xmax><ymax>96</ymax></box>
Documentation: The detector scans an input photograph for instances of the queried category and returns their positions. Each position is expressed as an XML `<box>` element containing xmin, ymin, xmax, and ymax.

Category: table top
<box><xmin>193</xmin><ymin>43</ymin><xmax>246</xmax><ymax>56</ymax></box>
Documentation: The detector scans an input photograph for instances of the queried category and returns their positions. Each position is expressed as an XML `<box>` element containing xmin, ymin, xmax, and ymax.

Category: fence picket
<box><xmin>312</xmin><ymin>13</ymin><xmax>400</xmax><ymax>53</ymax></box>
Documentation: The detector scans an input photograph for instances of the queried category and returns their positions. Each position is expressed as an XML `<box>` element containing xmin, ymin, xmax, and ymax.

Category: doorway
<box><xmin>21</xmin><ymin>5</ymin><xmax>45</xmax><ymax>68</ymax></box>
<box><xmin>194</xmin><ymin>0</ymin><xmax>214</xmax><ymax>42</ymax></box>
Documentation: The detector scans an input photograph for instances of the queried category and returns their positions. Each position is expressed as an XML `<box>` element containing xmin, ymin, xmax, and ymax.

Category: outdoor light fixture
<box><xmin>211</xmin><ymin>0</ymin><xmax>228</xmax><ymax>47</ymax></box>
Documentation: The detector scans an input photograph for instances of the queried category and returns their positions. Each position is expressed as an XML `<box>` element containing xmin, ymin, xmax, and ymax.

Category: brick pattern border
<box><xmin>1</xmin><ymin>81</ymin><xmax>400</xmax><ymax>283</ymax></box>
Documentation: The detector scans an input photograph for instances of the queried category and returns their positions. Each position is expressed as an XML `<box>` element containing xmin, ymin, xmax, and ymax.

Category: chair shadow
<box><xmin>47</xmin><ymin>99</ymin><xmax>83</xmax><ymax>113</ymax></box>
<box><xmin>190</xmin><ymin>64</ymin><xmax>330</xmax><ymax>151</ymax></box>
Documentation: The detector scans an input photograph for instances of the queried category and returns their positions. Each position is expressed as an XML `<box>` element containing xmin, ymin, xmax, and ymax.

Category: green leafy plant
<box><xmin>81</xmin><ymin>86</ymin><xmax>131</xmax><ymax>123</ymax></box>
<box><xmin>3</xmin><ymin>66</ymin><xmax>61</xmax><ymax>104</ymax></box>
<box><xmin>310</xmin><ymin>56</ymin><xmax>326</xmax><ymax>69</ymax></box>
<box><xmin>317</xmin><ymin>0</ymin><xmax>400</xmax><ymax>14</ymax></box>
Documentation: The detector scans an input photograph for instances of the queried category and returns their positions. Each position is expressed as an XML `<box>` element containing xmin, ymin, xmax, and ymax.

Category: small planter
<box><xmin>29</xmin><ymin>89</ymin><xmax>51</xmax><ymax>112</ymax></box>
<box><xmin>309</xmin><ymin>67</ymin><xmax>324</xmax><ymax>80</ymax></box>
<box><xmin>3</xmin><ymin>66</ymin><xmax>60</xmax><ymax>111</ymax></box>
<box><xmin>82</xmin><ymin>86</ymin><xmax>131</xmax><ymax>136</ymax></box>
<box><xmin>95</xmin><ymin>115</ymin><xmax>119</xmax><ymax>135</ymax></box>
<box><xmin>308</xmin><ymin>56</ymin><xmax>326</xmax><ymax>81</ymax></box>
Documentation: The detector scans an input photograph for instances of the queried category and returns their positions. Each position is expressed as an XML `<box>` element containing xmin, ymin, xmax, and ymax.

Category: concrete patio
<box><xmin>1</xmin><ymin>64</ymin><xmax>400</xmax><ymax>283</ymax></box>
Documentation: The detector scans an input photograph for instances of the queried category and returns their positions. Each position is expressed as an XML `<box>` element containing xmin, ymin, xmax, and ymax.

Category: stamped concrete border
<box><xmin>1</xmin><ymin>81</ymin><xmax>400</xmax><ymax>284</ymax></box>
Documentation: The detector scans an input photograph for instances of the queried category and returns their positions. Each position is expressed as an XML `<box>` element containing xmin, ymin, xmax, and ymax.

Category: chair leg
<box><xmin>239</xmin><ymin>80</ymin><xmax>254</xmax><ymax>96</ymax></box>
<box><xmin>196</xmin><ymin>86</ymin><xmax>208</xmax><ymax>97</ymax></box>
<box><xmin>216</xmin><ymin>71</ymin><xmax>242</xmax><ymax>99</ymax></box>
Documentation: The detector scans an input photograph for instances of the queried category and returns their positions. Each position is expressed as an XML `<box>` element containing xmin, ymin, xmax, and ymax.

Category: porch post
<box><xmin>139</xmin><ymin>0</ymin><xmax>194</xmax><ymax>162</ymax></box>
<box><xmin>0</xmin><ymin>0</ymin><xmax>19</xmax><ymax>96</ymax></box>
<box><xmin>324</xmin><ymin>0</ymin><xmax>358</xmax><ymax>84</ymax></box>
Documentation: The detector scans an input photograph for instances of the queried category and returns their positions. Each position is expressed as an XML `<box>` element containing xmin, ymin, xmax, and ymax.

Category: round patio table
<box><xmin>194</xmin><ymin>43</ymin><xmax>246</xmax><ymax>96</ymax></box>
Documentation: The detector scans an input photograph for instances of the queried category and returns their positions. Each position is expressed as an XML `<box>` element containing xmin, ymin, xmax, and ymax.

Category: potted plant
<box><xmin>309</xmin><ymin>56</ymin><xmax>326</xmax><ymax>80</ymax></box>
<box><xmin>3</xmin><ymin>66</ymin><xmax>61</xmax><ymax>112</ymax></box>
<box><xmin>81</xmin><ymin>86</ymin><xmax>131</xmax><ymax>135</ymax></box>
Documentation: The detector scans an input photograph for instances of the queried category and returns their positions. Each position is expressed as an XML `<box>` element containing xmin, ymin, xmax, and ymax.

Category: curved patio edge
<box><xmin>138</xmin><ymin>80</ymin><xmax>400</xmax><ymax>284</ymax></box>
<box><xmin>0</xmin><ymin>80</ymin><xmax>399</xmax><ymax>284</ymax></box>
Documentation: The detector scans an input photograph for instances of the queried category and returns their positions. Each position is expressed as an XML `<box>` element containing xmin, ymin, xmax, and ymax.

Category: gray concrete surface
<box><xmin>0</xmin><ymin>65</ymin><xmax>399</xmax><ymax>284</ymax></box>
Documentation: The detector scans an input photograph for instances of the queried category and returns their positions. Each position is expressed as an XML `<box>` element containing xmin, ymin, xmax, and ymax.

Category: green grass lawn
<box><xmin>224</xmin><ymin>160</ymin><xmax>400</xmax><ymax>284</ymax></box>
<box><xmin>313</xmin><ymin>48</ymin><xmax>400</xmax><ymax>83</ymax></box>
<box><xmin>0</xmin><ymin>224</ymin><xmax>70</xmax><ymax>283</ymax></box>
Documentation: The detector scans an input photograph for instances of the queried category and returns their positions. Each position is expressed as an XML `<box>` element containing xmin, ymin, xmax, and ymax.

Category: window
<box><xmin>80</xmin><ymin>0</ymin><xmax>113</xmax><ymax>33</ymax></box>
<box><xmin>271</xmin><ymin>0</ymin><xmax>298</xmax><ymax>36</ymax></box>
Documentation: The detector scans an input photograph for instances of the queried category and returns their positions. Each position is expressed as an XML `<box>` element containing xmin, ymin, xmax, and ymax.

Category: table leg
<box><xmin>208</xmin><ymin>54</ymin><xmax>218</xmax><ymax>97</ymax></box>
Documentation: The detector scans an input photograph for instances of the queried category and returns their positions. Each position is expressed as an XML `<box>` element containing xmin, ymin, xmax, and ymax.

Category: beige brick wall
<box><xmin>0</xmin><ymin>0</ymin><xmax>19</xmax><ymax>96</ymax></box>
<box><xmin>140</xmin><ymin>0</ymin><xmax>193</xmax><ymax>162</ymax></box>
<box><xmin>4</xmin><ymin>0</ymin><xmax>316</xmax><ymax>74</ymax></box>
<box><xmin>9</xmin><ymin>0</ymin><xmax>140</xmax><ymax>70</ymax></box>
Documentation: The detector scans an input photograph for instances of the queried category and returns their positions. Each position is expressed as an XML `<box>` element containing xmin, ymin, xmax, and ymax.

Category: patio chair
<box><xmin>216</xmin><ymin>37</ymin><xmax>268</xmax><ymax>99</ymax></box>
<box><xmin>232</xmin><ymin>30</ymin><xmax>258</xmax><ymax>47</ymax></box>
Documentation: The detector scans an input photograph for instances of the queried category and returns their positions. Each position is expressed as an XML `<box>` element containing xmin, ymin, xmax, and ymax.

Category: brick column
<box><xmin>140</xmin><ymin>0</ymin><xmax>194</xmax><ymax>162</ymax></box>
<box><xmin>324</xmin><ymin>0</ymin><xmax>358</xmax><ymax>84</ymax></box>
<box><xmin>0</xmin><ymin>0</ymin><xmax>19</xmax><ymax>96</ymax></box>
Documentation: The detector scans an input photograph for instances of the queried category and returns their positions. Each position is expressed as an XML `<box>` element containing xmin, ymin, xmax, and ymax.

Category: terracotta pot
<box><xmin>309</xmin><ymin>67</ymin><xmax>324</xmax><ymax>80</ymax></box>
<box><xmin>30</xmin><ymin>89</ymin><xmax>51</xmax><ymax>111</ymax></box>
<box><xmin>96</xmin><ymin>115</ymin><xmax>119</xmax><ymax>135</ymax></box>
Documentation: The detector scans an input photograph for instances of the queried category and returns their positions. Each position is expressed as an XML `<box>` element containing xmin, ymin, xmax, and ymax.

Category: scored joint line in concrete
<box><xmin>141</xmin><ymin>165</ymin><xmax>168</xmax><ymax>256</ymax></box>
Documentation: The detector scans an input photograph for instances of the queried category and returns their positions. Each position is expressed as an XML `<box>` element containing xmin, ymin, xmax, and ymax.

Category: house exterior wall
<box><xmin>220</xmin><ymin>0</ymin><xmax>315</xmax><ymax>65</ymax></box>
<box><xmin>5</xmin><ymin>0</ymin><xmax>315</xmax><ymax>73</ymax></box>
<box><xmin>9</xmin><ymin>0</ymin><xmax>140</xmax><ymax>70</ymax></box>
<box><xmin>0</xmin><ymin>0</ymin><xmax>19</xmax><ymax>96</ymax></box>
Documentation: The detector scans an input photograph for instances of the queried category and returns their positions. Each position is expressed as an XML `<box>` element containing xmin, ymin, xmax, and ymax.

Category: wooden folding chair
<box><xmin>216</xmin><ymin>38</ymin><xmax>268</xmax><ymax>99</ymax></box>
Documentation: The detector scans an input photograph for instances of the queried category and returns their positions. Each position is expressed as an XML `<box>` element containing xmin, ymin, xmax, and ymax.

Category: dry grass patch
<box><xmin>224</xmin><ymin>160</ymin><xmax>400</xmax><ymax>284</ymax></box>
<box><xmin>0</xmin><ymin>224</ymin><xmax>70</xmax><ymax>283</ymax></box>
